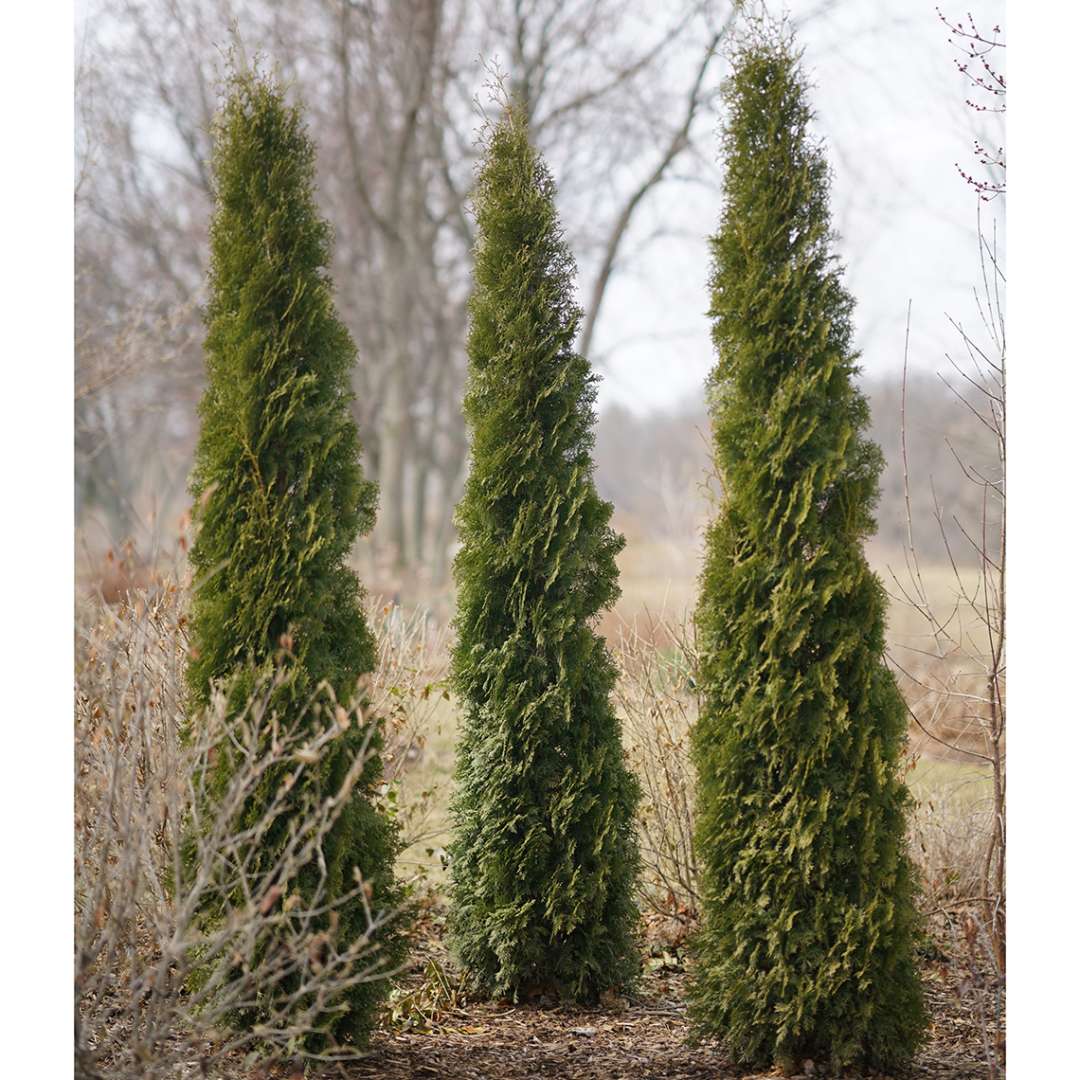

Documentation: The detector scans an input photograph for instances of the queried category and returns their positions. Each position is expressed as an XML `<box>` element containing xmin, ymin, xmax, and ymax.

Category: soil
<box><xmin>332</xmin><ymin>912</ymin><xmax>994</xmax><ymax>1080</ymax></box>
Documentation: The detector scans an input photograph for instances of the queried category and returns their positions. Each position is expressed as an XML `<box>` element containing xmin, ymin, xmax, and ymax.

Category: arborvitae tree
<box><xmin>448</xmin><ymin>105</ymin><xmax>641</xmax><ymax>1002</ymax></box>
<box><xmin>689</xmin><ymin>29</ymin><xmax>926</xmax><ymax>1073</ymax></box>
<box><xmin>186</xmin><ymin>66</ymin><xmax>402</xmax><ymax>1047</ymax></box>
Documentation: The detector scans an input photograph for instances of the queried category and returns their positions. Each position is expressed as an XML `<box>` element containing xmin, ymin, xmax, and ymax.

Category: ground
<box><xmin>330</xmin><ymin>908</ymin><xmax>992</xmax><ymax>1080</ymax></box>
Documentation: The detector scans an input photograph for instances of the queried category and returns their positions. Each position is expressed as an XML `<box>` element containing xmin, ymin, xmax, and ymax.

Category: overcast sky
<box><xmin>74</xmin><ymin>0</ymin><xmax>1006</xmax><ymax>418</ymax></box>
<box><xmin>592</xmin><ymin>0</ymin><xmax>1006</xmax><ymax>415</ymax></box>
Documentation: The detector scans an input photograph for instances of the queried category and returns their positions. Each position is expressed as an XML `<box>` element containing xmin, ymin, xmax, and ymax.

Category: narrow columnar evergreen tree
<box><xmin>689</xmin><ymin>29</ymin><xmax>926</xmax><ymax>1073</ymax></box>
<box><xmin>186</xmin><ymin>66</ymin><xmax>402</xmax><ymax>1046</ymax></box>
<box><xmin>448</xmin><ymin>105</ymin><xmax>640</xmax><ymax>1002</ymax></box>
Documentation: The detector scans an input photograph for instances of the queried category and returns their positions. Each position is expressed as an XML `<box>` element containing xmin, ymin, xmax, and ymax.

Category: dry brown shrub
<box><xmin>364</xmin><ymin>600</ymin><xmax>451</xmax><ymax>874</ymax></box>
<box><xmin>613</xmin><ymin>613</ymin><xmax>699</xmax><ymax>938</ymax></box>
<box><xmin>75</xmin><ymin>584</ymin><xmax>405</xmax><ymax>1079</ymax></box>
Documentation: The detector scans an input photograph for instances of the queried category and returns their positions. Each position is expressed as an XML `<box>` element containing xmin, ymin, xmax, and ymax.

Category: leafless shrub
<box><xmin>75</xmin><ymin>586</ymin><xmax>405</xmax><ymax>1079</ymax></box>
<box><xmin>887</xmin><ymin>29</ymin><xmax>1006</xmax><ymax>1063</ymax></box>
<box><xmin>364</xmin><ymin>600</ymin><xmax>452</xmax><ymax>871</ymax></box>
<box><xmin>895</xmin><ymin>652</ymin><xmax>1001</xmax><ymax>763</ymax></box>
<box><xmin>937</xmin><ymin>908</ymin><xmax>1006</xmax><ymax>1076</ymax></box>
<box><xmin>888</xmin><ymin>216</ymin><xmax>1005</xmax><ymax>981</ymax></box>
<box><xmin>613</xmin><ymin>613</ymin><xmax>699</xmax><ymax>933</ymax></box>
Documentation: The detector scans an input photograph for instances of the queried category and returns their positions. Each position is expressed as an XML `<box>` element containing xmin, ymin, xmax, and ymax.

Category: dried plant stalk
<box><xmin>75</xmin><ymin>585</ymin><xmax>405</xmax><ymax>1079</ymax></box>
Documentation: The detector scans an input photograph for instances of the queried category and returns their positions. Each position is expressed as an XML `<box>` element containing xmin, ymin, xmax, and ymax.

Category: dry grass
<box><xmin>364</xmin><ymin>600</ymin><xmax>454</xmax><ymax>894</ymax></box>
<box><xmin>612</xmin><ymin>614</ymin><xmax>699</xmax><ymax>932</ymax></box>
<box><xmin>908</xmin><ymin>758</ymin><xmax>995</xmax><ymax>907</ymax></box>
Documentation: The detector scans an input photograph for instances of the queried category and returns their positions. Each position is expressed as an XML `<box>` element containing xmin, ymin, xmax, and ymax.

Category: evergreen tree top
<box><xmin>188</xmin><ymin>64</ymin><xmax>375</xmax><ymax>706</ymax></box>
<box><xmin>455</xmin><ymin>103</ymin><xmax>623</xmax><ymax>661</ymax></box>
<box><xmin>467</xmin><ymin>105</ymin><xmax>579</xmax><ymax>331</ymax></box>
<box><xmin>708</xmin><ymin>29</ymin><xmax>882</xmax><ymax>556</ymax></box>
<box><xmin>206</xmin><ymin>67</ymin><xmax>332</xmax><ymax>308</ymax></box>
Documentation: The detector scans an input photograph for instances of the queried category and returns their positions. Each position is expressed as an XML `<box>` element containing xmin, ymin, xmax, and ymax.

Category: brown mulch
<box><xmin>352</xmin><ymin>969</ymin><xmax>734</xmax><ymax>1080</ymax></box>
<box><xmin>330</xmin><ymin>915</ymin><xmax>993</xmax><ymax>1080</ymax></box>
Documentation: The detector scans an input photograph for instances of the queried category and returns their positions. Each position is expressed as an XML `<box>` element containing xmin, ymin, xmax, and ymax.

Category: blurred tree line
<box><xmin>75</xmin><ymin>0</ymin><xmax>739</xmax><ymax>582</ymax></box>
<box><xmin>594</xmin><ymin>371</ymin><xmax>1000</xmax><ymax>564</ymax></box>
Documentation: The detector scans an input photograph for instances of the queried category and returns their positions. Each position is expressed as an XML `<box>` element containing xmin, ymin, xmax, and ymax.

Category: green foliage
<box><xmin>689</xmin><ymin>29</ymin><xmax>926</xmax><ymax>1073</ymax></box>
<box><xmin>185</xmin><ymin>65</ymin><xmax>403</xmax><ymax>1047</ymax></box>
<box><xmin>448</xmin><ymin>106</ymin><xmax>641</xmax><ymax>1002</ymax></box>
